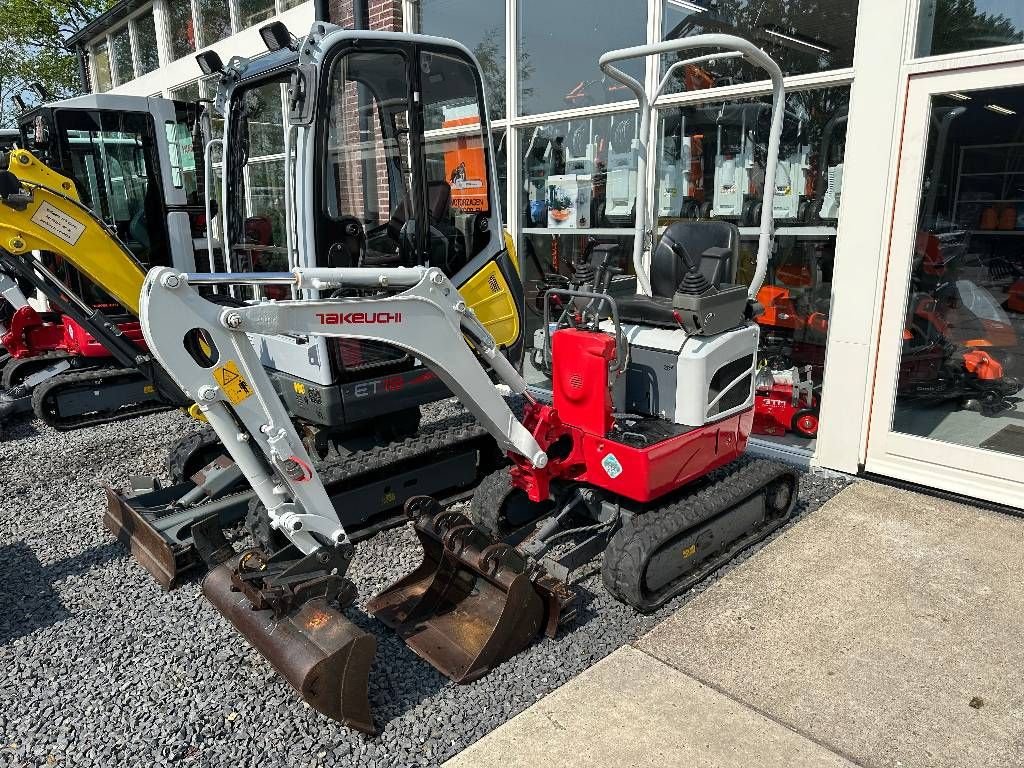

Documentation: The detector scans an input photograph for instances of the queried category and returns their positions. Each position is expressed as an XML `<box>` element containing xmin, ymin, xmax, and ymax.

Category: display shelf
<box><xmin>739</xmin><ymin>226</ymin><xmax>838</xmax><ymax>238</ymax></box>
<box><xmin>953</xmin><ymin>143</ymin><xmax>1024</xmax><ymax>226</ymax></box>
<box><xmin>522</xmin><ymin>226</ymin><xmax>837</xmax><ymax>238</ymax></box>
<box><xmin>521</xmin><ymin>227</ymin><xmax>637</xmax><ymax>236</ymax></box>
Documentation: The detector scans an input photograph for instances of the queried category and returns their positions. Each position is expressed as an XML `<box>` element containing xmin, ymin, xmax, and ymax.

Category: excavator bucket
<box><xmin>367</xmin><ymin>497</ymin><xmax>574</xmax><ymax>684</ymax></box>
<box><xmin>202</xmin><ymin>553</ymin><xmax>378</xmax><ymax>734</ymax></box>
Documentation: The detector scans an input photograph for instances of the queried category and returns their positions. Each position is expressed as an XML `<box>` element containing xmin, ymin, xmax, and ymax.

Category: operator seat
<box><xmin>617</xmin><ymin>220</ymin><xmax>741</xmax><ymax>328</ymax></box>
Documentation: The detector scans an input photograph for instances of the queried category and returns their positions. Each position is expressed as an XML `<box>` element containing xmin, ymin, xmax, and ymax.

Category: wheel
<box><xmin>748</xmin><ymin>201</ymin><xmax>764</xmax><ymax>228</ymax></box>
<box><xmin>740</xmin><ymin>199</ymin><xmax>756</xmax><ymax>226</ymax></box>
<box><xmin>167</xmin><ymin>428</ymin><xmax>228</xmax><ymax>484</ymax></box>
<box><xmin>469</xmin><ymin>469</ymin><xmax>551</xmax><ymax>538</ymax></box>
<box><xmin>791</xmin><ymin>409</ymin><xmax>819</xmax><ymax>438</ymax></box>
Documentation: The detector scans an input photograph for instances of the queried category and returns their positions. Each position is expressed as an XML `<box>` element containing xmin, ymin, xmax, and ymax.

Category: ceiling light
<box><xmin>985</xmin><ymin>103</ymin><xmax>1016</xmax><ymax>115</ymax></box>
<box><xmin>667</xmin><ymin>0</ymin><xmax>707</xmax><ymax>12</ymax></box>
<box><xmin>763</xmin><ymin>27</ymin><xmax>832</xmax><ymax>55</ymax></box>
<box><xmin>947</xmin><ymin>92</ymin><xmax>971</xmax><ymax>101</ymax></box>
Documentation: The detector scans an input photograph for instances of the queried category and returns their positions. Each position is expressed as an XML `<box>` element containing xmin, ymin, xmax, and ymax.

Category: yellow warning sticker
<box><xmin>213</xmin><ymin>360</ymin><xmax>254</xmax><ymax>405</ymax></box>
<box><xmin>681</xmin><ymin>544</ymin><xmax>697</xmax><ymax>559</ymax></box>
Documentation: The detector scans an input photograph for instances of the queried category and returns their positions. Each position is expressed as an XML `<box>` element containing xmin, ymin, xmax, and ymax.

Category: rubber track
<box><xmin>317</xmin><ymin>413</ymin><xmax>489</xmax><ymax>487</ymax></box>
<box><xmin>602</xmin><ymin>459</ymin><xmax>798</xmax><ymax>613</ymax></box>
<box><xmin>244</xmin><ymin>413</ymin><xmax>493</xmax><ymax>537</ymax></box>
<box><xmin>2</xmin><ymin>351</ymin><xmax>75</xmax><ymax>388</ymax></box>
<box><xmin>32</xmin><ymin>367</ymin><xmax>172</xmax><ymax>431</ymax></box>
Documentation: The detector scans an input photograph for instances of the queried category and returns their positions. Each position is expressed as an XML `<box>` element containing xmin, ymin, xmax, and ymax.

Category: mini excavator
<box><xmin>0</xmin><ymin>26</ymin><xmax>525</xmax><ymax>587</ymax></box>
<box><xmin>133</xmin><ymin>28</ymin><xmax>799</xmax><ymax>734</ymax></box>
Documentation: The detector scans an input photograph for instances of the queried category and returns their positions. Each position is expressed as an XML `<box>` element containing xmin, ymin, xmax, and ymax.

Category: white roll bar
<box><xmin>599</xmin><ymin>34</ymin><xmax>786</xmax><ymax>299</ymax></box>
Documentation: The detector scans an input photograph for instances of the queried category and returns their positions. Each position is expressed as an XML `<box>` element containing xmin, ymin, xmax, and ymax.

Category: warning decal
<box><xmin>213</xmin><ymin>360</ymin><xmax>254</xmax><ymax>405</ymax></box>
<box><xmin>31</xmin><ymin>201</ymin><xmax>87</xmax><ymax>246</ymax></box>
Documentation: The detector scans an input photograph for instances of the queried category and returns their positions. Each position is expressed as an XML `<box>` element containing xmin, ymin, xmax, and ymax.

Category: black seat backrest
<box><xmin>650</xmin><ymin>220</ymin><xmax>741</xmax><ymax>298</ymax></box>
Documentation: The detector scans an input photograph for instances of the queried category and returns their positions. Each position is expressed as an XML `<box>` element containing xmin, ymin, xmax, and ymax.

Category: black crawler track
<box><xmin>32</xmin><ymin>367</ymin><xmax>172</xmax><ymax>431</ymax></box>
<box><xmin>602</xmin><ymin>459</ymin><xmax>799</xmax><ymax>613</ymax></box>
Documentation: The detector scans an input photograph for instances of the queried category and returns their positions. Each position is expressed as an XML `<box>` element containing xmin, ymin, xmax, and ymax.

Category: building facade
<box><xmin>71</xmin><ymin>0</ymin><xmax>1024</xmax><ymax>508</ymax></box>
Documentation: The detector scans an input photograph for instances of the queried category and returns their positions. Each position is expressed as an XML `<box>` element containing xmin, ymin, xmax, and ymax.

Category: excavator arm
<box><xmin>140</xmin><ymin>265</ymin><xmax>545</xmax><ymax>555</ymax></box>
<box><xmin>0</xmin><ymin>149</ymin><xmax>147</xmax><ymax>314</ymax></box>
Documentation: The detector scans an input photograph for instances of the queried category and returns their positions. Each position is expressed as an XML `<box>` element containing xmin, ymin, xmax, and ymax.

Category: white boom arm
<box><xmin>140</xmin><ymin>265</ymin><xmax>546</xmax><ymax>555</ymax></box>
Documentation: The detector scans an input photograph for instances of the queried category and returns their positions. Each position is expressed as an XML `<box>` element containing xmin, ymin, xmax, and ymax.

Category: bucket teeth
<box><xmin>366</xmin><ymin>496</ymin><xmax>575</xmax><ymax>684</ymax></box>
<box><xmin>202</xmin><ymin>554</ymin><xmax>377</xmax><ymax>734</ymax></box>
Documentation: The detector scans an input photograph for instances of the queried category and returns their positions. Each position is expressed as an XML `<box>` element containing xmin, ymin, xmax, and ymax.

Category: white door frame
<box><xmin>866</xmin><ymin>58</ymin><xmax>1024</xmax><ymax>509</ymax></box>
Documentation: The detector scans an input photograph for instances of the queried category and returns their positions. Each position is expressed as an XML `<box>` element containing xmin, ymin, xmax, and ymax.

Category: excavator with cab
<box><xmin>98</xmin><ymin>22</ymin><xmax>526</xmax><ymax>588</ymax></box>
<box><xmin>0</xmin><ymin>29</ymin><xmax>525</xmax><ymax>588</ymax></box>
<box><xmin>129</xmin><ymin>28</ymin><xmax>799</xmax><ymax>735</ymax></box>
<box><xmin>0</xmin><ymin>94</ymin><xmax>211</xmax><ymax>431</ymax></box>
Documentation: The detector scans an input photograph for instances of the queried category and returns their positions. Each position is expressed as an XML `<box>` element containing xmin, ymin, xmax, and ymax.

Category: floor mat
<box><xmin>980</xmin><ymin>424</ymin><xmax>1024</xmax><ymax>457</ymax></box>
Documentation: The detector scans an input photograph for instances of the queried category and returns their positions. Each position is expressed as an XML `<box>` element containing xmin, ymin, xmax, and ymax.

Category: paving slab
<box><xmin>443</xmin><ymin>646</ymin><xmax>858</xmax><ymax>768</ymax></box>
<box><xmin>638</xmin><ymin>481</ymin><xmax>1024</xmax><ymax>768</ymax></box>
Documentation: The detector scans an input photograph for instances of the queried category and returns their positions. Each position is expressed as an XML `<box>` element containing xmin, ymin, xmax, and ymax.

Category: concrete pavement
<box><xmin>445</xmin><ymin>482</ymin><xmax>1024</xmax><ymax>768</ymax></box>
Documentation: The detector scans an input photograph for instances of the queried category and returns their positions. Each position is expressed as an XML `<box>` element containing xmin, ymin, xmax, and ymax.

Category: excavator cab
<box><xmin>210</xmin><ymin>28</ymin><xmax>523</xmax><ymax>428</ymax></box>
<box><xmin>17</xmin><ymin>95</ymin><xmax>210</xmax><ymax>276</ymax></box>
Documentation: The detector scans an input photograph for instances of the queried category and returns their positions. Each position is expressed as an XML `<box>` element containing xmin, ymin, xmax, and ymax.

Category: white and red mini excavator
<box><xmin>136</xmin><ymin>28</ymin><xmax>799</xmax><ymax>735</ymax></box>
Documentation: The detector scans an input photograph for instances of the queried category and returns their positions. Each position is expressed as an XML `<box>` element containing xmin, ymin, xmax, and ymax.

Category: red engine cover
<box><xmin>551</xmin><ymin>328</ymin><xmax>616</xmax><ymax>438</ymax></box>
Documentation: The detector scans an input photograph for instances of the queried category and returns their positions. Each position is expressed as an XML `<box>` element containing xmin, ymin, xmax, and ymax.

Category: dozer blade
<box><xmin>367</xmin><ymin>497</ymin><xmax>574</xmax><ymax>684</ymax></box>
<box><xmin>103</xmin><ymin>485</ymin><xmax>249</xmax><ymax>589</ymax></box>
<box><xmin>202</xmin><ymin>554</ymin><xmax>377</xmax><ymax>734</ymax></box>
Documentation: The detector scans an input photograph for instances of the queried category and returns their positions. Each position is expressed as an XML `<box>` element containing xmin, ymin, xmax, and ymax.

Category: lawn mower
<box><xmin>131</xmin><ymin>30</ymin><xmax>798</xmax><ymax>734</ymax></box>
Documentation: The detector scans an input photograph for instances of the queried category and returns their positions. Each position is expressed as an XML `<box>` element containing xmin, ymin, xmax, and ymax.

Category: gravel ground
<box><xmin>0</xmin><ymin>403</ymin><xmax>851</xmax><ymax>768</ymax></box>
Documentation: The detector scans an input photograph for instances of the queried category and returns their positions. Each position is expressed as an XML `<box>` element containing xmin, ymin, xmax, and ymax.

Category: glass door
<box><xmin>868</xmin><ymin>62</ymin><xmax>1024</xmax><ymax>507</ymax></box>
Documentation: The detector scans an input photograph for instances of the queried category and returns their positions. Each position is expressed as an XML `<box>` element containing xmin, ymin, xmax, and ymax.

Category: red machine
<box><xmin>2</xmin><ymin>304</ymin><xmax>145</xmax><ymax>360</ymax></box>
<box><xmin>752</xmin><ymin>365</ymin><xmax>819</xmax><ymax>439</ymax></box>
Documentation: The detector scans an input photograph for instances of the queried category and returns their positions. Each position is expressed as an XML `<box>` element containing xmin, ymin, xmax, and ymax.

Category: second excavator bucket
<box><xmin>202</xmin><ymin>552</ymin><xmax>378</xmax><ymax>734</ymax></box>
<box><xmin>367</xmin><ymin>497</ymin><xmax>575</xmax><ymax>684</ymax></box>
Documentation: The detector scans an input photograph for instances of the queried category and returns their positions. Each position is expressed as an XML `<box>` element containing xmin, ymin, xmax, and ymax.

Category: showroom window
<box><xmin>409</xmin><ymin>0</ymin><xmax>862</xmax><ymax>450</ymax></box>
<box><xmin>92</xmin><ymin>41</ymin><xmax>113</xmax><ymax>93</ymax></box>
<box><xmin>134</xmin><ymin>12</ymin><xmax>160</xmax><ymax>76</ymax></box>
<box><xmin>195</xmin><ymin>0</ymin><xmax>233</xmax><ymax>49</ymax></box>
<box><xmin>659</xmin><ymin>0</ymin><xmax>859</xmax><ymax>96</ymax></box>
<box><xmin>917</xmin><ymin>0</ymin><xmax>1024</xmax><ymax>57</ymax></box>
<box><xmin>414</xmin><ymin>0</ymin><xmax>507</xmax><ymax>119</ymax></box>
<box><xmin>517</xmin><ymin>0</ymin><xmax>648</xmax><ymax>116</ymax></box>
<box><xmin>88</xmin><ymin>6</ymin><xmax>165</xmax><ymax>91</ymax></box>
<box><xmin>110</xmin><ymin>26</ymin><xmax>135</xmax><ymax>86</ymax></box>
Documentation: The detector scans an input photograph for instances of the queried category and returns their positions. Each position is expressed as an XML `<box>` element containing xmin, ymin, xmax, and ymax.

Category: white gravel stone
<box><xmin>0</xmin><ymin>403</ymin><xmax>850</xmax><ymax>767</ymax></box>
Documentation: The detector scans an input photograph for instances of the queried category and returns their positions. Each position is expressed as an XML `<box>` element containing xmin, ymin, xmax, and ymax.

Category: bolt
<box><xmin>198</xmin><ymin>385</ymin><xmax>218</xmax><ymax>402</ymax></box>
<box><xmin>8</xmin><ymin>238</ymin><xmax>24</xmax><ymax>251</ymax></box>
<box><xmin>224</xmin><ymin>311</ymin><xmax>243</xmax><ymax>329</ymax></box>
<box><xmin>431</xmin><ymin>271</ymin><xmax>445</xmax><ymax>285</ymax></box>
<box><xmin>61</xmin><ymin>182</ymin><xmax>71</xmax><ymax>190</ymax></box>
<box><xmin>455</xmin><ymin>300</ymin><xmax>467</xmax><ymax>313</ymax></box>
<box><xmin>318</xmin><ymin>552</ymin><xmax>330</xmax><ymax>564</ymax></box>
<box><xmin>161</xmin><ymin>273</ymin><xmax>181</xmax><ymax>289</ymax></box>
<box><xmin>17</xmin><ymin>154</ymin><xmax>29</xmax><ymax>165</ymax></box>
